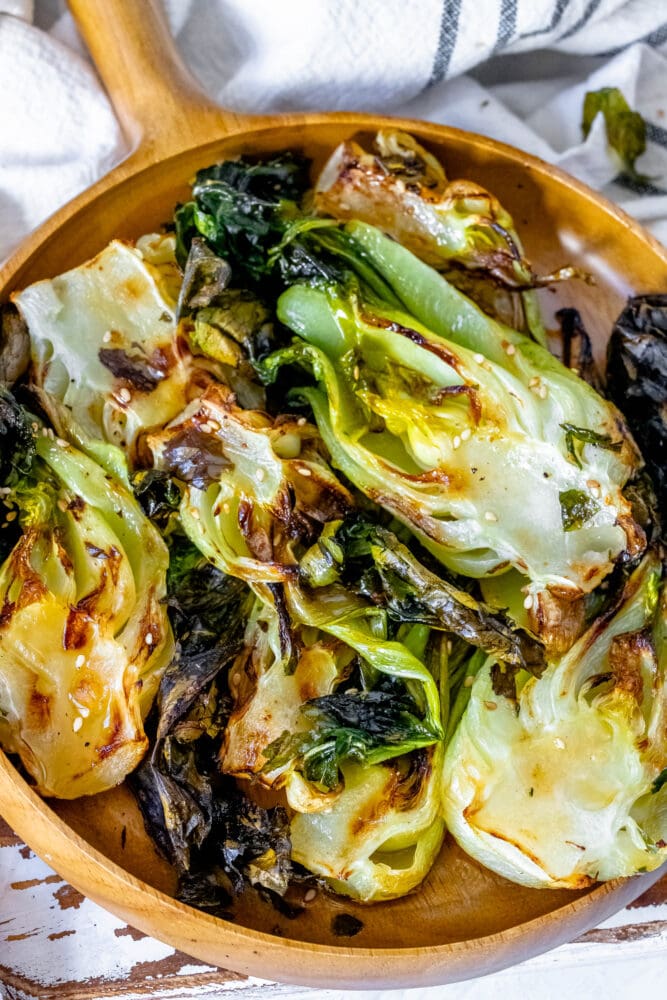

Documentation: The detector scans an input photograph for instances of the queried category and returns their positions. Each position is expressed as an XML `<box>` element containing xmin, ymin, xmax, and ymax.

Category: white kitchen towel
<box><xmin>1</xmin><ymin>0</ymin><xmax>667</xmax><ymax>261</ymax></box>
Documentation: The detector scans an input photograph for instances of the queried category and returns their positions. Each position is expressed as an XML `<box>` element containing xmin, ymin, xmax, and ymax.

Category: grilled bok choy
<box><xmin>0</xmin><ymin>390</ymin><xmax>172</xmax><ymax>798</ymax></box>
<box><xmin>261</xmin><ymin>225</ymin><xmax>642</xmax><ymax>636</ymax></box>
<box><xmin>5</xmin><ymin>132</ymin><xmax>666</xmax><ymax>911</ymax></box>
<box><xmin>145</xmin><ymin>381</ymin><xmax>353</xmax><ymax>588</ymax></box>
<box><xmin>13</xmin><ymin>236</ymin><xmax>199</xmax><ymax>462</ymax></box>
<box><xmin>225</xmin><ymin>596</ymin><xmax>448</xmax><ymax>900</ymax></box>
<box><xmin>443</xmin><ymin>553</ymin><xmax>667</xmax><ymax>887</ymax></box>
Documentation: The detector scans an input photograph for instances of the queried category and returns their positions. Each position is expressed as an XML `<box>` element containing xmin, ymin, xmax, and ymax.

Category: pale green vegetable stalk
<box><xmin>315</xmin><ymin>130</ymin><xmax>578</xmax><ymax>345</ymax></box>
<box><xmin>442</xmin><ymin>553</ymin><xmax>667</xmax><ymax>888</ymax></box>
<box><xmin>0</xmin><ymin>401</ymin><xmax>172</xmax><ymax>798</ymax></box>
<box><xmin>263</xmin><ymin>234</ymin><xmax>642</xmax><ymax>621</ymax></box>
<box><xmin>14</xmin><ymin>235</ymin><xmax>201</xmax><ymax>464</ymax></box>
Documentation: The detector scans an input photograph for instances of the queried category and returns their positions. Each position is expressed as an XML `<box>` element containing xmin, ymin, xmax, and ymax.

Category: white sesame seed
<box><xmin>230</xmin><ymin>671</ymin><xmax>241</xmax><ymax>687</ymax></box>
<box><xmin>461</xmin><ymin>428</ymin><xmax>471</xmax><ymax>441</ymax></box>
<box><xmin>304</xmin><ymin>888</ymin><xmax>317</xmax><ymax>902</ymax></box>
<box><xmin>222</xmin><ymin>502</ymin><xmax>230</xmax><ymax>514</ymax></box>
<box><xmin>72</xmin><ymin>717</ymin><xmax>83</xmax><ymax>733</ymax></box>
<box><xmin>484</xmin><ymin>700</ymin><xmax>498</xmax><ymax>711</ymax></box>
<box><xmin>190</xmin><ymin>508</ymin><xmax>200</xmax><ymax>519</ymax></box>
<box><xmin>75</xmin><ymin>653</ymin><xmax>85</xmax><ymax>668</ymax></box>
<box><xmin>102</xmin><ymin>330</ymin><xmax>112</xmax><ymax>343</ymax></box>
<box><xmin>57</xmin><ymin>499</ymin><xmax>68</xmax><ymax>512</ymax></box>
<box><xmin>484</xmin><ymin>510</ymin><xmax>498</xmax><ymax>522</ymax></box>
<box><xmin>118</xmin><ymin>388</ymin><xmax>131</xmax><ymax>403</ymax></box>
<box><xmin>56</xmin><ymin>438</ymin><xmax>68</xmax><ymax>448</ymax></box>
<box><xmin>523</xmin><ymin>593</ymin><xmax>534</xmax><ymax>610</ymax></box>
<box><xmin>538</xmin><ymin>385</ymin><xmax>548</xmax><ymax>400</ymax></box>
<box><xmin>570</xmin><ymin>366</ymin><xmax>579</xmax><ymax>374</ymax></box>
<box><xmin>506</xmin><ymin>343</ymin><xmax>516</xmax><ymax>356</ymax></box>
<box><xmin>297</xmin><ymin>416</ymin><xmax>307</xmax><ymax>426</ymax></box>
<box><xmin>554</xmin><ymin>737</ymin><xmax>566</xmax><ymax>750</ymax></box>
<box><xmin>299</xmin><ymin>466</ymin><xmax>312</xmax><ymax>477</ymax></box>
<box><xmin>453</xmin><ymin>435</ymin><xmax>461</xmax><ymax>450</ymax></box>
<box><xmin>586</xmin><ymin>479</ymin><xmax>601</xmax><ymax>490</ymax></box>
<box><xmin>47</xmin><ymin>427</ymin><xmax>55</xmax><ymax>440</ymax></box>
<box><xmin>145</xmin><ymin>632</ymin><xmax>154</xmax><ymax>646</ymax></box>
<box><xmin>256</xmin><ymin>468</ymin><xmax>265</xmax><ymax>482</ymax></box>
<box><xmin>528</xmin><ymin>376</ymin><xmax>540</xmax><ymax>388</ymax></box>
<box><xmin>353</xmin><ymin>365</ymin><xmax>360</xmax><ymax>381</ymax></box>
<box><xmin>5</xmin><ymin>511</ymin><xmax>16</xmax><ymax>522</ymax></box>
<box><xmin>473</xmin><ymin>353</ymin><xmax>485</xmax><ymax>364</ymax></box>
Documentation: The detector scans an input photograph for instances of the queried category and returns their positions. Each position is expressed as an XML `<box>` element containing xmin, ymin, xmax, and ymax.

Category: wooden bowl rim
<box><xmin>1</xmin><ymin>110</ymin><xmax>667</xmax><ymax>985</ymax></box>
<box><xmin>3</xmin><ymin>111</ymin><xmax>667</xmax><ymax>286</ymax></box>
<box><xmin>2</xmin><ymin>749</ymin><xmax>659</xmax><ymax>962</ymax></box>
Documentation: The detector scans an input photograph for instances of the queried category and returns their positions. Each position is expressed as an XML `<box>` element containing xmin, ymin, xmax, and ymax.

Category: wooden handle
<box><xmin>67</xmin><ymin>0</ymin><xmax>252</xmax><ymax>161</ymax></box>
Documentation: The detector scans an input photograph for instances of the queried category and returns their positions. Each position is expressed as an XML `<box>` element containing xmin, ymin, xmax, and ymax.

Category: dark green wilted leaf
<box><xmin>174</xmin><ymin>153</ymin><xmax>311</xmax><ymax>284</ymax></box>
<box><xmin>652</xmin><ymin>768</ymin><xmax>667</xmax><ymax>794</ymax></box>
<box><xmin>307</xmin><ymin>518</ymin><xmax>545</xmax><ymax>674</ymax></box>
<box><xmin>0</xmin><ymin>387</ymin><xmax>36</xmax><ymax>486</ymax></box>
<box><xmin>131</xmin><ymin>539</ymin><xmax>292</xmax><ymax>910</ymax></box>
<box><xmin>607</xmin><ymin>295</ymin><xmax>667</xmax><ymax>530</ymax></box>
<box><xmin>262</xmin><ymin>689</ymin><xmax>440</xmax><ymax>792</ymax></box>
<box><xmin>561</xmin><ymin>422</ymin><xmax>623</xmax><ymax>469</ymax></box>
<box><xmin>131</xmin><ymin>470</ymin><xmax>181</xmax><ymax>531</ymax></box>
<box><xmin>176</xmin><ymin>236</ymin><xmax>232</xmax><ymax>319</ymax></box>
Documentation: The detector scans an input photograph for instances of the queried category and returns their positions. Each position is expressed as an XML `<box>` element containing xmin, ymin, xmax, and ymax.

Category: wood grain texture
<box><xmin>1</xmin><ymin>0</ymin><xmax>667</xmax><ymax>990</ymax></box>
<box><xmin>2</xmin><ymin>817</ymin><xmax>667</xmax><ymax>999</ymax></box>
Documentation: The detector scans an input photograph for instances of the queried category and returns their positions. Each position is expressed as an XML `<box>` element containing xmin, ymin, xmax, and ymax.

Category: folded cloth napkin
<box><xmin>1</xmin><ymin>0</ymin><xmax>667</xmax><ymax>261</ymax></box>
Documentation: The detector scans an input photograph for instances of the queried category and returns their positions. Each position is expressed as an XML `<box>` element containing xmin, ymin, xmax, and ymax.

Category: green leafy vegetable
<box><xmin>607</xmin><ymin>295</ymin><xmax>667</xmax><ymax>528</ymax></box>
<box><xmin>559</xmin><ymin>488</ymin><xmax>599</xmax><ymax>531</ymax></box>
<box><xmin>14</xmin><ymin>235</ymin><xmax>205</xmax><ymax>465</ymax></box>
<box><xmin>0</xmin><ymin>388</ymin><xmax>35</xmax><ymax>484</ymax></box>
<box><xmin>582</xmin><ymin>87</ymin><xmax>647</xmax><ymax>180</ymax></box>
<box><xmin>0</xmin><ymin>392</ymin><xmax>173</xmax><ymax>798</ymax></box>
<box><xmin>315</xmin><ymin>130</ymin><xmax>582</xmax><ymax>347</ymax></box>
<box><xmin>443</xmin><ymin>552</ymin><xmax>667</xmax><ymax>888</ymax></box>
<box><xmin>176</xmin><ymin>236</ymin><xmax>232</xmax><ymax>319</ymax></box>
<box><xmin>261</xmin><ymin>228</ymin><xmax>642</xmax><ymax>620</ymax></box>
<box><xmin>263</xmin><ymin>689</ymin><xmax>438</xmax><ymax>792</ymax></box>
<box><xmin>187</xmin><ymin>293</ymin><xmax>273</xmax><ymax>367</ymax></box>
<box><xmin>302</xmin><ymin>518</ymin><xmax>545</xmax><ymax>673</ymax></box>
<box><xmin>132</xmin><ymin>540</ymin><xmax>293</xmax><ymax>907</ymax></box>
<box><xmin>147</xmin><ymin>382</ymin><xmax>353</xmax><ymax>588</ymax></box>
<box><xmin>174</xmin><ymin>153</ymin><xmax>311</xmax><ymax>284</ymax></box>
<box><xmin>561</xmin><ymin>422</ymin><xmax>623</xmax><ymax>469</ymax></box>
<box><xmin>131</xmin><ymin>469</ymin><xmax>182</xmax><ymax>531</ymax></box>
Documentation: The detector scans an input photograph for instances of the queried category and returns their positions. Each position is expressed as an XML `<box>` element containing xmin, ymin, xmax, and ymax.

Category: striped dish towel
<box><xmin>0</xmin><ymin>0</ymin><xmax>666</xmax><ymax>259</ymax></box>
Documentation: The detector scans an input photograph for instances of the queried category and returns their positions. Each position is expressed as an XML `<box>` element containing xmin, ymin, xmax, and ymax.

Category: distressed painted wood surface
<box><xmin>2</xmin><ymin>815</ymin><xmax>667</xmax><ymax>1000</ymax></box>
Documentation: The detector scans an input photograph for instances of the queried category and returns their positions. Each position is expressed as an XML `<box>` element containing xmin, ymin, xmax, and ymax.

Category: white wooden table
<box><xmin>2</xmin><ymin>817</ymin><xmax>667</xmax><ymax>1000</ymax></box>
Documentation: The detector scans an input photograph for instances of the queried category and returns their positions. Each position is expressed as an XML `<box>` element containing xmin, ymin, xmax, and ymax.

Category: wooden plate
<box><xmin>1</xmin><ymin>0</ymin><xmax>667</xmax><ymax>988</ymax></box>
